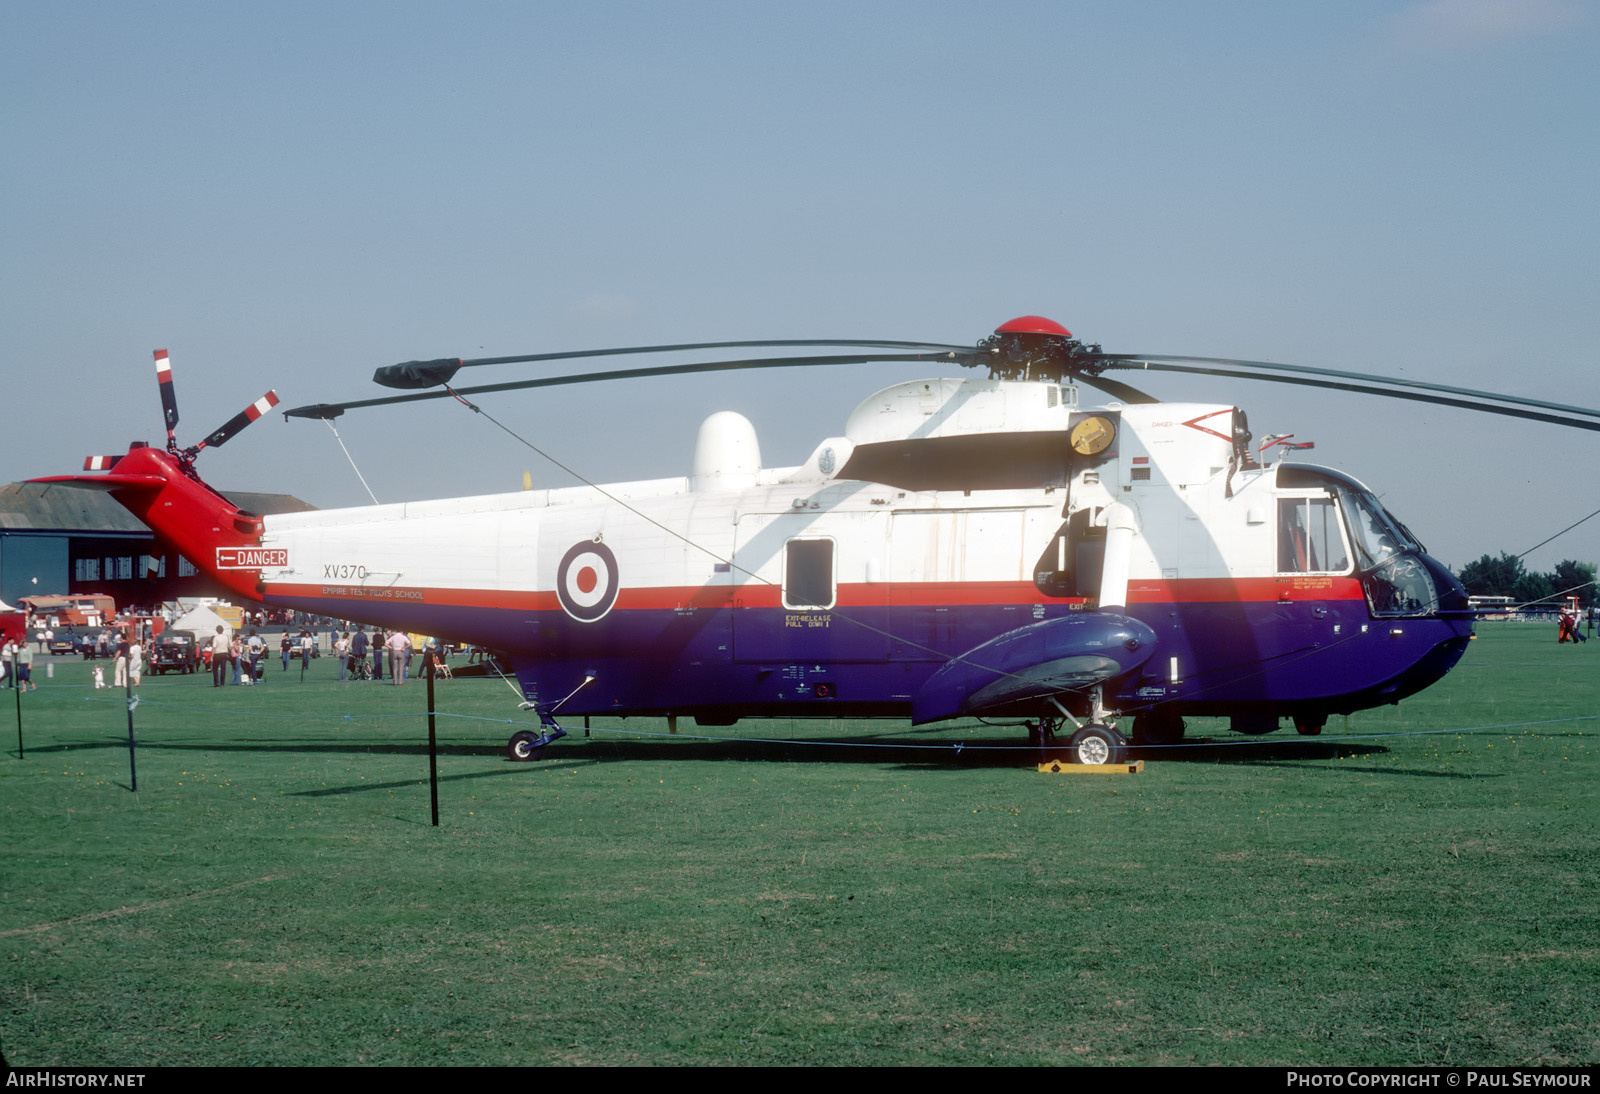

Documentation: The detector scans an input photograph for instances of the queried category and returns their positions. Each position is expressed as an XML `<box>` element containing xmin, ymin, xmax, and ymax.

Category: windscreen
<box><xmin>1340</xmin><ymin>491</ymin><xmax>1439</xmax><ymax>616</ymax></box>
<box><xmin>1341</xmin><ymin>490</ymin><xmax>1418</xmax><ymax>570</ymax></box>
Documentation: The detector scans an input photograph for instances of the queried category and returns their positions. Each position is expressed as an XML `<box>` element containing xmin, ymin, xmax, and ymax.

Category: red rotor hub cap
<box><xmin>993</xmin><ymin>315</ymin><xmax>1072</xmax><ymax>338</ymax></box>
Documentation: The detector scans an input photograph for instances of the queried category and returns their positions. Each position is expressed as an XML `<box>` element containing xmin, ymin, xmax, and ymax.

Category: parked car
<box><xmin>150</xmin><ymin>630</ymin><xmax>202</xmax><ymax>675</ymax></box>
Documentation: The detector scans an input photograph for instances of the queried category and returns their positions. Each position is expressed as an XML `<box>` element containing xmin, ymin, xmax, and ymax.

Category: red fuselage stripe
<box><xmin>268</xmin><ymin>575</ymin><xmax>1366</xmax><ymax>611</ymax></box>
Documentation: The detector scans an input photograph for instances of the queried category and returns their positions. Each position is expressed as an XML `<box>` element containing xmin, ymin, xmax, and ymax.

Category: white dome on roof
<box><xmin>690</xmin><ymin>411</ymin><xmax>761</xmax><ymax>491</ymax></box>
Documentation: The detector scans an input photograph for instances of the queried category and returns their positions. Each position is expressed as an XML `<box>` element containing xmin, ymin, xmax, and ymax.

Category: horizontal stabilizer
<box><xmin>32</xmin><ymin>473</ymin><xmax>168</xmax><ymax>492</ymax></box>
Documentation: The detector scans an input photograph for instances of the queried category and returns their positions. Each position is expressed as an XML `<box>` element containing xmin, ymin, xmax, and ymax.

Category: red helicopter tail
<box><xmin>33</xmin><ymin>443</ymin><xmax>271</xmax><ymax>603</ymax></box>
<box><xmin>32</xmin><ymin>348</ymin><xmax>285</xmax><ymax>602</ymax></box>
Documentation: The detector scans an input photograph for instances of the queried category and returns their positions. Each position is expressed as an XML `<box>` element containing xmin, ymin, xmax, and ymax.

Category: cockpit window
<box><xmin>1278</xmin><ymin>497</ymin><xmax>1351</xmax><ymax>574</ymax></box>
<box><xmin>1342</xmin><ymin>491</ymin><xmax>1417</xmax><ymax>570</ymax></box>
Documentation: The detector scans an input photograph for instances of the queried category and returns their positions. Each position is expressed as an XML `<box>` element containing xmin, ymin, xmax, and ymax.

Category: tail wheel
<box><xmin>506</xmin><ymin>730</ymin><xmax>543</xmax><ymax>762</ymax></box>
<box><xmin>1069</xmin><ymin>724</ymin><xmax>1128</xmax><ymax>766</ymax></box>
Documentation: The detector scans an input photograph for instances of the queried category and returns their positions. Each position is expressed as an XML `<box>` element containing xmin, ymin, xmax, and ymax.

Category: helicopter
<box><xmin>37</xmin><ymin>317</ymin><xmax>1600</xmax><ymax>764</ymax></box>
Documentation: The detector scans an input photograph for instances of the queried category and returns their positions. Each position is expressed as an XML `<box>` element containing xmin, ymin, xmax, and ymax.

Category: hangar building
<box><xmin>0</xmin><ymin>480</ymin><xmax>315</xmax><ymax>609</ymax></box>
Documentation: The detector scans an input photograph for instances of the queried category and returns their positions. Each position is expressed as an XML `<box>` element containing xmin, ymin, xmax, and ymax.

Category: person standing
<box><xmin>372</xmin><ymin>630</ymin><xmax>386</xmax><ymax>681</ymax></box>
<box><xmin>17</xmin><ymin>642</ymin><xmax>35</xmax><ymax>691</ymax></box>
<box><xmin>246</xmin><ymin>630</ymin><xmax>264</xmax><ymax>684</ymax></box>
<box><xmin>128</xmin><ymin>638</ymin><xmax>142</xmax><ymax>689</ymax></box>
<box><xmin>299</xmin><ymin>629</ymin><xmax>314</xmax><ymax>672</ymax></box>
<box><xmin>113</xmin><ymin>633</ymin><xmax>131</xmax><ymax>689</ymax></box>
<box><xmin>387</xmin><ymin>629</ymin><xmax>410</xmax><ymax>685</ymax></box>
<box><xmin>335</xmin><ymin>632</ymin><xmax>350</xmax><ymax>681</ymax></box>
<box><xmin>351</xmin><ymin>626</ymin><xmax>369</xmax><ymax>679</ymax></box>
<box><xmin>211</xmin><ymin>625</ymin><xmax>231</xmax><ymax>687</ymax></box>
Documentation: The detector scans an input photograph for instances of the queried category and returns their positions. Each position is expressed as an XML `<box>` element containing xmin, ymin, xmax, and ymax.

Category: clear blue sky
<box><xmin>5</xmin><ymin>0</ymin><xmax>1596</xmax><ymax>574</ymax></box>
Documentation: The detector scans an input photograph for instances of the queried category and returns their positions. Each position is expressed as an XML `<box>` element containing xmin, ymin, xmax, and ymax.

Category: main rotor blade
<box><xmin>1102</xmin><ymin>358</ymin><xmax>1600</xmax><ymax>432</ymax></box>
<box><xmin>1075</xmin><ymin>373</ymin><xmax>1158</xmax><ymax>404</ymax></box>
<box><xmin>287</xmin><ymin>351</ymin><xmax>972</xmax><ymax>419</ymax></box>
<box><xmin>154</xmin><ymin>349</ymin><xmax>179</xmax><ymax>441</ymax></box>
<box><xmin>374</xmin><ymin>338</ymin><xmax>977</xmax><ymax>388</ymax></box>
<box><xmin>198</xmin><ymin>391</ymin><xmax>281</xmax><ymax>449</ymax></box>
<box><xmin>1100</xmin><ymin>354</ymin><xmax>1600</xmax><ymax>425</ymax></box>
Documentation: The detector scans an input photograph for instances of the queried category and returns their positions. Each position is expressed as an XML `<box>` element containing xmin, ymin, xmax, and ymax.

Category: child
<box><xmin>93</xmin><ymin>665</ymin><xmax>106</xmax><ymax>689</ymax></box>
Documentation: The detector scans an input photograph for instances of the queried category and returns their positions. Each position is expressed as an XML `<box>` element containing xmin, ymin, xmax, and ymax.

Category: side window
<box><xmin>783</xmin><ymin>538</ymin><xmax>836</xmax><ymax>609</ymax></box>
<box><xmin>1278</xmin><ymin>497</ymin><xmax>1351</xmax><ymax>574</ymax></box>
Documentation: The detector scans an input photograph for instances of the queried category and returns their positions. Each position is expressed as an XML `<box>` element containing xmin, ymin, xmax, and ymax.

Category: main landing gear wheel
<box><xmin>506</xmin><ymin>730</ymin><xmax>543</xmax><ymax>762</ymax></box>
<box><xmin>1069</xmin><ymin>724</ymin><xmax>1128</xmax><ymax>766</ymax></box>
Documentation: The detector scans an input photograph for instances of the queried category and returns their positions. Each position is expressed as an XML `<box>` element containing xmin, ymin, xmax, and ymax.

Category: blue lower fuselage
<box><xmin>267</xmin><ymin>556</ymin><xmax>1474</xmax><ymax>729</ymax></box>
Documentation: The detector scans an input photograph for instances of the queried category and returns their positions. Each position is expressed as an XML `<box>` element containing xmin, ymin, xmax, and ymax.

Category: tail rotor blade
<box><xmin>198</xmin><ymin>391</ymin><xmax>280</xmax><ymax>451</ymax></box>
<box><xmin>154</xmin><ymin>349</ymin><xmax>180</xmax><ymax>441</ymax></box>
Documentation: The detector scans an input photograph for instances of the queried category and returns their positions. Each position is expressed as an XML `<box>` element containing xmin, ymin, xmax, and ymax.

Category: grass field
<box><xmin>2</xmin><ymin>626</ymin><xmax>1596</xmax><ymax>1066</ymax></box>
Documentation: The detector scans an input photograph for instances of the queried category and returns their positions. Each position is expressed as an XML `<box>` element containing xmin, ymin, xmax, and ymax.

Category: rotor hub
<box><xmin>972</xmin><ymin>316</ymin><xmax>1105</xmax><ymax>383</ymax></box>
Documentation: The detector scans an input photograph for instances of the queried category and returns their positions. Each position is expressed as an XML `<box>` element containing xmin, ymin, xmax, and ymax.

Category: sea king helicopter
<box><xmin>39</xmin><ymin>317</ymin><xmax>1600</xmax><ymax>764</ymax></box>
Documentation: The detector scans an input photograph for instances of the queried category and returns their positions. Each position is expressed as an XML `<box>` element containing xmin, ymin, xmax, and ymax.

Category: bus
<box><xmin>18</xmin><ymin>593</ymin><xmax>117</xmax><ymax>628</ymax></box>
<box><xmin>1467</xmin><ymin>595</ymin><xmax>1516</xmax><ymax>620</ymax></box>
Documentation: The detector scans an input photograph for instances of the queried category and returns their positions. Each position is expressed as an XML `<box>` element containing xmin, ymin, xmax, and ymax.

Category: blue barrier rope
<box><xmin>21</xmin><ymin>682</ymin><xmax>1597</xmax><ymax>753</ymax></box>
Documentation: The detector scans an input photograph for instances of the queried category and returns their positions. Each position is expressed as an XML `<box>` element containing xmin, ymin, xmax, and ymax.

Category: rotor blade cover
<box><xmin>374</xmin><ymin>358</ymin><xmax>465</xmax><ymax>389</ymax></box>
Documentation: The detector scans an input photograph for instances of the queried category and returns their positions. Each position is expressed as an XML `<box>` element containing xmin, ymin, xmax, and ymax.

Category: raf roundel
<box><xmin>556</xmin><ymin>541</ymin><xmax>620</xmax><ymax>622</ymax></box>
